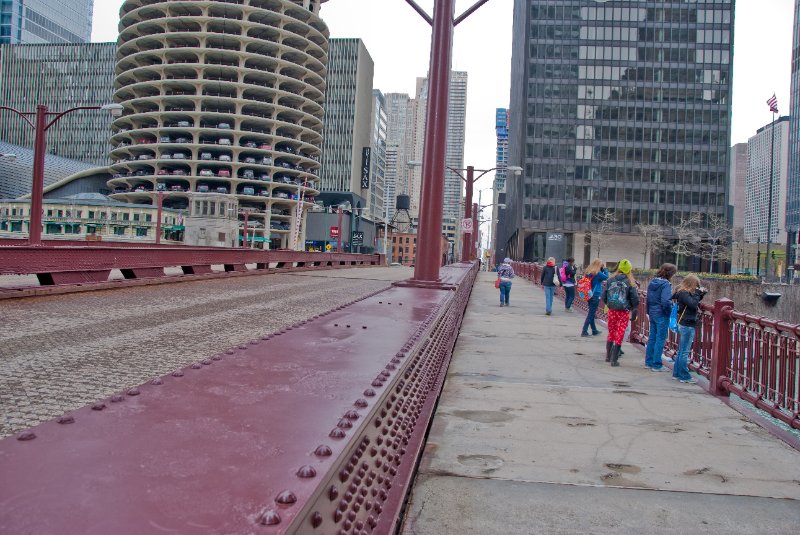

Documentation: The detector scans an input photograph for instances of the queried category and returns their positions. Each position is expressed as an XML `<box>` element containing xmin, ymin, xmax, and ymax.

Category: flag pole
<box><xmin>765</xmin><ymin>108</ymin><xmax>776</xmax><ymax>281</ymax></box>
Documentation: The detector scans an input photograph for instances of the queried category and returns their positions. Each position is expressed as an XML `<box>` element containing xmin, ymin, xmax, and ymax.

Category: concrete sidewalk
<box><xmin>401</xmin><ymin>272</ymin><xmax>800</xmax><ymax>535</ymax></box>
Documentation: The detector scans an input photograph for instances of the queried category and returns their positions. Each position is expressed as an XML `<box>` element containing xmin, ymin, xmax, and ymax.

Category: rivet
<box><xmin>343</xmin><ymin>520</ymin><xmax>353</xmax><ymax>531</ymax></box>
<box><xmin>225</xmin><ymin>349</ymin><xmax>235</xmax><ymax>355</ymax></box>
<box><xmin>362</xmin><ymin>326</ymin><xmax>367</xmax><ymax>329</ymax></box>
<box><xmin>366</xmin><ymin>500</ymin><xmax>373</xmax><ymax>510</ymax></box>
<box><xmin>261</xmin><ymin>335</ymin><xmax>271</xmax><ymax>340</ymax></box>
<box><xmin>334</xmin><ymin>509</ymin><xmax>343</xmax><ymax>523</ymax></box>
<box><xmin>250</xmin><ymin>339</ymin><xmax>260</xmax><ymax>345</ymax></box>
<box><xmin>91</xmin><ymin>402</ymin><xmax>106</xmax><ymax>411</ymax></box>
<box><xmin>16</xmin><ymin>431</ymin><xmax>35</xmax><ymax>441</ymax></box>
<box><xmin>355</xmin><ymin>398</ymin><xmax>368</xmax><ymax>408</ymax></box>
<box><xmin>311</xmin><ymin>511</ymin><xmax>323</xmax><ymax>528</ymax></box>
<box><xmin>347</xmin><ymin>511</ymin><xmax>357</xmax><ymax>522</ymax></box>
<box><xmin>356</xmin><ymin>519</ymin><xmax>365</xmax><ymax>529</ymax></box>
<box><xmin>257</xmin><ymin>509</ymin><xmax>281</xmax><ymax>526</ymax></box>
<box><xmin>337</xmin><ymin>419</ymin><xmax>353</xmax><ymax>429</ymax></box>
<box><xmin>339</xmin><ymin>469</ymin><xmax>350</xmax><ymax>482</ymax></box>
<box><xmin>348</xmin><ymin>482</ymin><xmax>358</xmax><ymax>494</ymax></box>
<box><xmin>57</xmin><ymin>415</ymin><xmax>75</xmax><ymax>424</ymax></box>
<box><xmin>338</xmin><ymin>500</ymin><xmax>348</xmax><ymax>512</ymax></box>
<box><xmin>275</xmin><ymin>490</ymin><xmax>297</xmax><ymax>504</ymax></box>
<box><xmin>344</xmin><ymin>491</ymin><xmax>354</xmax><ymax>503</ymax></box>
<box><xmin>343</xmin><ymin>410</ymin><xmax>360</xmax><ymax>420</ymax></box>
<box><xmin>329</xmin><ymin>485</ymin><xmax>339</xmax><ymax>500</ymax></box>
<box><xmin>151</xmin><ymin>378</ymin><xmax>163</xmax><ymax>385</ymax></box>
<box><xmin>314</xmin><ymin>444</ymin><xmax>333</xmax><ymax>457</ymax></box>
<box><xmin>346</xmin><ymin>325</ymin><xmax>351</xmax><ymax>328</ymax></box>
<box><xmin>371</xmin><ymin>380</ymin><xmax>383</xmax><ymax>387</ymax></box>
<box><xmin>238</xmin><ymin>344</ymin><xmax>248</xmax><ymax>350</ymax></box>
<box><xmin>330</xmin><ymin>428</ymin><xmax>346</xmax><ymax>439</ymax></box>
<box><xmin>334</xmin><ymin>323</ymin><xmax>339</xmax><ymax>327</ymax></box>
<box><xmin>191</xmin><ymin>363</ymin><xmax>202</xmax><ymax>369</ymax></box>
<box><xmin>297</xmin><ymin>465</ymin><xmax>317</xmax><ymax>478</ymax></box>
<box><xmin>110</xmin><ymin>394</ymin><xmax>125</xmax><ymax>402</ymax></box>
<box><xmin>201</xmin><ymin>359</ymin><xmax>212</xmax><ymax>365</ymax></box>
<box><xmin>127</xmin><ymin>388</ymin><xmax>141</xmax><ymax>396</ymax></box>
<box><xmin>171</xmin><ymin>370</ymin><xmax>184</xmax><ymax>377</ymax></box>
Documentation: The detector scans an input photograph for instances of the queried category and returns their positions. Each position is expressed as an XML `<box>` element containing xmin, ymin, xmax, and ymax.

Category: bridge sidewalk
<box><xmin>402</xmin><ymin>272</ymin><xmax>800</xmax><ymax>535</ymax></box>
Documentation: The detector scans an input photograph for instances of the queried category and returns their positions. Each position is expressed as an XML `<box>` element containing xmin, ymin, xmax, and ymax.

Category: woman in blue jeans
<box><xmin>644</xmin><ymin>263</ymin><xmax>677</xmax><ymax>370</ymax></box>
<box><xmin>496</xmin><ymin>258</ymin><xmax>515</xmax><ymax>306</ymax></box>
<box><xmin>672</xmin><ymin>274</ymin><xmax>708</xmax><ymax>383</ymax></box>
<box><xmin>540</xmin><ymin>257</ymin><xmax>559</xmax><ymax>315</ymax></box>
<box><xmin>581</xmin><ymin>258</ymin><xmax>608</xmax><ymax>336</ymax></box>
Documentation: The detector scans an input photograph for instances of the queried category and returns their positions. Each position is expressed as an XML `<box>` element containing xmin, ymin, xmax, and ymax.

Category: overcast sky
<box><xmin>92</xmin><ymin>0</ymin><xmax>795</xmax><ymax>198</ymax></box>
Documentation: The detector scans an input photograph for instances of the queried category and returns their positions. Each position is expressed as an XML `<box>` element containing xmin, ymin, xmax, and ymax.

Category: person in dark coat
<box><xmin>644</xmin><ymin>263</ymin><xmax>677</xmax><ymax>371</ymax></box>
<box><xmin>580</xmin><ymin>259</ymin><xmax>609</xmax><ymax>336</ymax></box>
<box><xmin>601</xmin><ymin>259</ymin><xmax>640</xmax><ymax>366</ymax></box>
<box><xmin>671</xmin><ymin>274</ymin><xmax>708</xmax><ymax>383</ymax></box>
<box><xmin>540</xmin><ymin>257</ymin><xmax>560</xmax><ymax>315</ymax></box>
<box><xmin>561</xmin><ymin>258</ymin><xmax>577</xmax><ymax>312</ymax></box>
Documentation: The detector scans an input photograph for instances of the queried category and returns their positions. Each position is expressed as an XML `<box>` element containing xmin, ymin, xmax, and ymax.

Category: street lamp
<box><xmin>408</xmin><ymin>162</ymin><xmax>520</xmax><ymax>262</ymax></box>
<box><xmin>0</xmin><ymin>103</ymin><xmax>123</xmax><ymax>245</ymax></box>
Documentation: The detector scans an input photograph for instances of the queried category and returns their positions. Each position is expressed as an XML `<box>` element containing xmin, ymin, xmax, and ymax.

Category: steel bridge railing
<box><xmin>511</xmin><ymin>261</ymin><xmax>800</xmax><ymax>431</ymax></box>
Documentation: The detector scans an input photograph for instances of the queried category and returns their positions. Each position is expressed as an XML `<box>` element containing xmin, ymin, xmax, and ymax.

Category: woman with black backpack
<box><xmin>601</xmin><ymin>259</ymin><xmax>639</xmax><ymax>366</ymax></box>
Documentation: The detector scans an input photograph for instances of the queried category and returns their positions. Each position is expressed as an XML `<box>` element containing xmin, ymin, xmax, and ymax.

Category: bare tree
<box><xmin>591</xmin><ymin>208</ymin><xmax>618</xmax><ymax>257</ymax></box>
<box><xmin>698</xmin><ymin>214</ymin><xmax>732</xmax><ymax>273</ymax></box>
<box><xmin>637</xmin><ymin>224</ymin><xmax>669</xmax><ymax>269</ymax></box>
<box><xmin>673</xmin><ymin>213</ymin><xmax>703</xmax><ymax>267</ymax></box>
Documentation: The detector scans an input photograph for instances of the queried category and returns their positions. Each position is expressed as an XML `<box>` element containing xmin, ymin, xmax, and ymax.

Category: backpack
<box><xmin>605</xmin><ymin>278</ymin><xmax>630</xmax><ymax>310</ymax></box>
<box><xmin>576</xmin><ymin>275</ymin><xmax>593</xmax><ymax>301</ymax></box>
<box><xmin>559</xmin><ymin>265</ymin><xmax>567</xmax><ymax>283</ymax></box>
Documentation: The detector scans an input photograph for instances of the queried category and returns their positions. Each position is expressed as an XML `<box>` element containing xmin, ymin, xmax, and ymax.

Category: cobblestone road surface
<box><xmin>0</xmin><ymin>267</ymin><xmax>410</xmax><ymax>438</ymax></box>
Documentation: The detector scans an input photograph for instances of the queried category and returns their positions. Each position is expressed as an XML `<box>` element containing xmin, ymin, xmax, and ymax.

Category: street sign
<box><xmin>351</xmin><ymin>231</ymin><xmax>364</xmax><ymax>246</ymax></box>
<box><xmin>325</xmin><ymin>244</ymin><xmax>332</xmax><ymax>251</ymax></box>
<box><xmin>461</xmin><ymin>218</ymin><xmax>473</xmax><ymax>234</ymax></box>
<box><xmin>330</xmin><ymin>226</ymin><xmax>339</xmax><ymax>238</ymax></box>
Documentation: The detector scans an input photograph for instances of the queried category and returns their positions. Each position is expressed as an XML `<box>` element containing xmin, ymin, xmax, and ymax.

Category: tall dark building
<box><xmin>787</xmin><ymin>0</ymin><xmax>800</xmax><ymax>268</ymax></box>
<box><xmin>505</xmin><ymin>0</ymin><xmax>734</xmax><ymax>267</ymax></box>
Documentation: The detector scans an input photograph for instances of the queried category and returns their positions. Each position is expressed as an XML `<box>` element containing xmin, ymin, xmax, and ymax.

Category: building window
<box><xmin>135</xmin><ymin>228</ymin><xmax>148</xmax><ymax>237</ymax></box>
<box><xmin>113</xmin><ymin>226</ymin><xmax>126</xmax><ymax>236</ymax></box>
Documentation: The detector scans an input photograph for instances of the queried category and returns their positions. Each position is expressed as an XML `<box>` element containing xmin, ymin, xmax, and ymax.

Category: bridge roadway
<box><xmin>0</xmin><ymin>266</ymin><xmax>406</xmax><ymax>439</ymax></box>
<box><xmin>400</xmin><ymin>271</ymin><xmax>800</xmax><ymax>534</ymax></box>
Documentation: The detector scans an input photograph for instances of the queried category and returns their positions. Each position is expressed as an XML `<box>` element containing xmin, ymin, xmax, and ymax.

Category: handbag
<box><xmin>669</xmin><ymin>303</ymin><xmax>686</xmax><ymax>332</ymax></box>
<box><xmin>553</xmin><ymin>272</ymin><xmax>561</xmax><ymax>287</ymax></box>
<box><xmin>495</xmin><ymin>277</ymin><xmax>500</xmax><ymax>289</ymax></box>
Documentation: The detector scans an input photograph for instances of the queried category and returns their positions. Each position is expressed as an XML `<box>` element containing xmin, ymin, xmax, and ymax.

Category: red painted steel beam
<box><xmin>0</xmin><ymin>247</ymin><xmax>380</xmax><ymax>276</ymax></box>
<box><xmin>0</xmin><ymin>263</ymin><xmax>478</xmax><ymax>534</ymax></box>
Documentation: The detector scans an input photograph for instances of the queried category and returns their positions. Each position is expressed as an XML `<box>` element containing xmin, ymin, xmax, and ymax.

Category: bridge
<box><xmin>1</xmin><ymin>249</ymin><xmax>798</xmax><ymax>534</ymax></box>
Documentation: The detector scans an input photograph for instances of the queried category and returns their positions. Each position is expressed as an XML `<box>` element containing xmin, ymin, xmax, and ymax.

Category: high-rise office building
<box><xmin>494</xmin><ymin>108</ymin><xmax>509</xmax><ymax>191</ymax></box>
<box><xmin>0</xmin><ymin>0</ymin><xmax>93</xmax><ymax>44</ymax></box>
<box><xmin>368</xmin><ymin>90</ymin><xmax>387</xmax><ymax>224</ymax></box>
<box><xmin>0</xmin><ymin>42</ymin><xmax>116</xmax><ymax>165</ymax></box>
<box><xmin>787</xmin><ymin>0</ymin><xmax>800</xmax><ymax>267</ymax></box>
<box><xmin>729</xmin><ymin>142</ymin><xmax>747</xmax><ymax>232</ymax></box>
<box><xmin>745</xmin><ymin>117</ymin><xmax>790</xmax><ymax>246</ymax></box>
<box><xmin>411</xmin><ymin>72</ymin><xmax>468</xmax><ymax>253</ymax></box>
<box><xmin>100</xmin><ymin>0</ymin><xmax>328</xmax><ymax>250</ymax></box>
<box><xmin>505</xmin><ymin>0</ymin><xmax>734</xmax><ymax>267</ymax></box>
<box><xmin>320</xmin><ymin>38</ymin><xmax>375</xmax><ymax>201</ymax></box>
<box><xmin>383</xmin><ymin>93</ymin><xmax>413</xmax><ymax>222</ymax></box>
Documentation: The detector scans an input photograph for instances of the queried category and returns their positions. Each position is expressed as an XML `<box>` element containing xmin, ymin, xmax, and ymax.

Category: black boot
<box><xmin>610</xmin><ymin>344</ymin><xmax>621</xmax><ymax>367</ymax></box>
<box><xmin>605</xmin><ymin>341</ymin><xmax>613</xmax><ymax>362</ymax></box>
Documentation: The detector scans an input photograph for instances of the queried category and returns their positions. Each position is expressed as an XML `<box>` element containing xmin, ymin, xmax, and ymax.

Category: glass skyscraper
<box><xmin>787</xmin><ymin>0</ymin><xmax>800</xmax><ymax>267</ymax></box>
<box><xmin>505</xmin><ymin>0</ymin><xmax>734</xmax><ymax>265</ymax></box>
<box><xmin>0</xmin><ymin>0</ymin><xmax>93</xmax><ymax>44</ymax></box>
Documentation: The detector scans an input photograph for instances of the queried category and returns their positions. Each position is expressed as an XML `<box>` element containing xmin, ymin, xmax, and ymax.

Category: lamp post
<box><xmin>0</xmin><ymin>103</ymin><xmax>123</xmax><ymax>245</ymax></box>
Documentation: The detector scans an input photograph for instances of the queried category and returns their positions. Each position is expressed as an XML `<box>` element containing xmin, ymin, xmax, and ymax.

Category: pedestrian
<box><xmin>540</xmin><ymin>257</ymin><xmax>560</xmax><ymax>315</ymax></box>
<box><xmin>496</xmin><ymin>257</ymin><xmax>515</xmax><ymax>307</ymax></box>
<box><xmin>580</xmin><ymin>259</ymin><xmax>609</xmax><ymax>336</ymax></box>
<box><xmin>561</xmin><ymin>257</ymin><xmax>577</xmax><ymax>312</ymax></box>
<box><xmin>671</xmin><ymin>274</ymin><xmax>708</xmax><ymax>383</ymax></box>
<box><xmin>644</xmin><ymin>263</ymin><xmax>677</xmax><ymax>371</ymax></box>
<box><xmin>602</xmin><ymin>259</ymin><xmax>639</xmax><ymax>366</ymax></box>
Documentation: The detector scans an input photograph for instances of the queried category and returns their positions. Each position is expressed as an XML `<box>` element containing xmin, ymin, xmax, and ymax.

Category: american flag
<box><xmin>767</xmin><ymin>94</ymin><xmax>779</xmax><ymax>113</ymax></box>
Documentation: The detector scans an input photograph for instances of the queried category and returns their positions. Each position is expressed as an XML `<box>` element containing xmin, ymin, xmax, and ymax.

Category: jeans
<box><xmin>645</xmin><ymin>316</ymin><xmax>669</xmax><ymax>369</ymax></box>
<box><xmin>582</xmin><ymin>296</ymin><xmax>601</xmax><ymax>334</ymax></box>
<box><xmin>673</xmin><ymin>324</ymin><xmax>696</xmax><ymax>381</ymax></box>
<box><xmin>544</xmin><ymin>286</ymin><xmax>555</xmax><ymax>313</ymax></box>
<box><xmin>564</xmin><ymin>286</ymin><xmax>575</xmax><ymax>309</ymax></box>
<box><xmin>499</xmin><ymin>281</ymin><xmax>511</xmax><ymax>305</ymax></box>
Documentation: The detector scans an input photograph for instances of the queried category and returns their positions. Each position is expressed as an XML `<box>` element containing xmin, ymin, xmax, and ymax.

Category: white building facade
<box><xmin>746</xmin><ymin>117</ymin><xmax>790</xmax><ymax>245</ymax></box>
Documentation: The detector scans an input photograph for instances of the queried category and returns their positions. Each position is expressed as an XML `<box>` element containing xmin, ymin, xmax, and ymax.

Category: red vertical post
<box><xmin>155</xmin><ymin>191</ymin><xmax>163</xmax><ymax>245</ymax></box>
<box><xmin>413</xmin><ymin>0</ymin><xmax>455</xmax><ymax>282</ymax></box>
<box><xmin>28</xmin><ymin>105</ymin><xmax>48</xmax><ymax>246</ymax></box>
<box><xmin>461</xmin><ymin>166</ymin><xmax>474</xmax><ymax>262</ymax></box>
<box><xmin>336</xmin><ymin>207</ymin><xmax>343</xmax><ymax>253</ymax></box>
<box><xmin>472</xmin><ymin>202</ymin><xmax>478</xmax><ymax>261</ymax></box>
<box><xmin>710</xmin><ymin>298</ymin><xmax>734</xmax><ymax>397</ymax></box>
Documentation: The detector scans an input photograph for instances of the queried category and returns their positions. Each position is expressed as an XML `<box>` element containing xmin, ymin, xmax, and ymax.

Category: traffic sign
<box><xmin>461</xmin><ymin>218</ymin><xmax>473</xmax><ymax>234</ymax></box>
<box><xmin>330</xmin><ymin>226</ymin><xmax>339</xmax><ymax>238</ymax></box>
<box><xmin>325</xmin><ymin>244</ymin><xmax>332</xmax><ymax>251</ymax></box>
<box><xmin>351</xmin><ymin>231</ymin><xmax>364</xmax><ymax>246</ymax></box>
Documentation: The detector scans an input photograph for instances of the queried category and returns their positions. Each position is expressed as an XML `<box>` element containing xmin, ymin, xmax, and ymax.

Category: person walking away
<box><xmin>672</xmin><ymin>275</ymin><xmax>708</xmax><ymax>383</ymax></box>
<box><xmin>645</xmin><ymin>263</ymin><xmax>677</xmax><ymax>370</ymax></box>
<box><xmin>540</xmin><ymin>257</ymin><xmax>560</xmax><ymax>315</ymax></box>
<box><xmin>580</xmin><ymin>259</ymin><xmax>609</xmax><ymax>336</ymax></box>
<box><xmin>561</xmin><ymin>258</ymin><xmax>577</xmax><ymax>312</ymax></box>
<box><xmin>602</xmin><ymin>259</ymin><xmax>639</xmax><ymax>366</ymax></box>
<box><xmin>497</xmin><ymin>257</ymin><xmax>515</xmax><ymax>307</ymax></box>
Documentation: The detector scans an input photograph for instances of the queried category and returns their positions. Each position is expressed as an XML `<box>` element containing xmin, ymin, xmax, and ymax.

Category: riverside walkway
<box><xmin>402</xmin><ymin>271</ymin><xmax>800</xmax><ymax>534</ymax></box>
